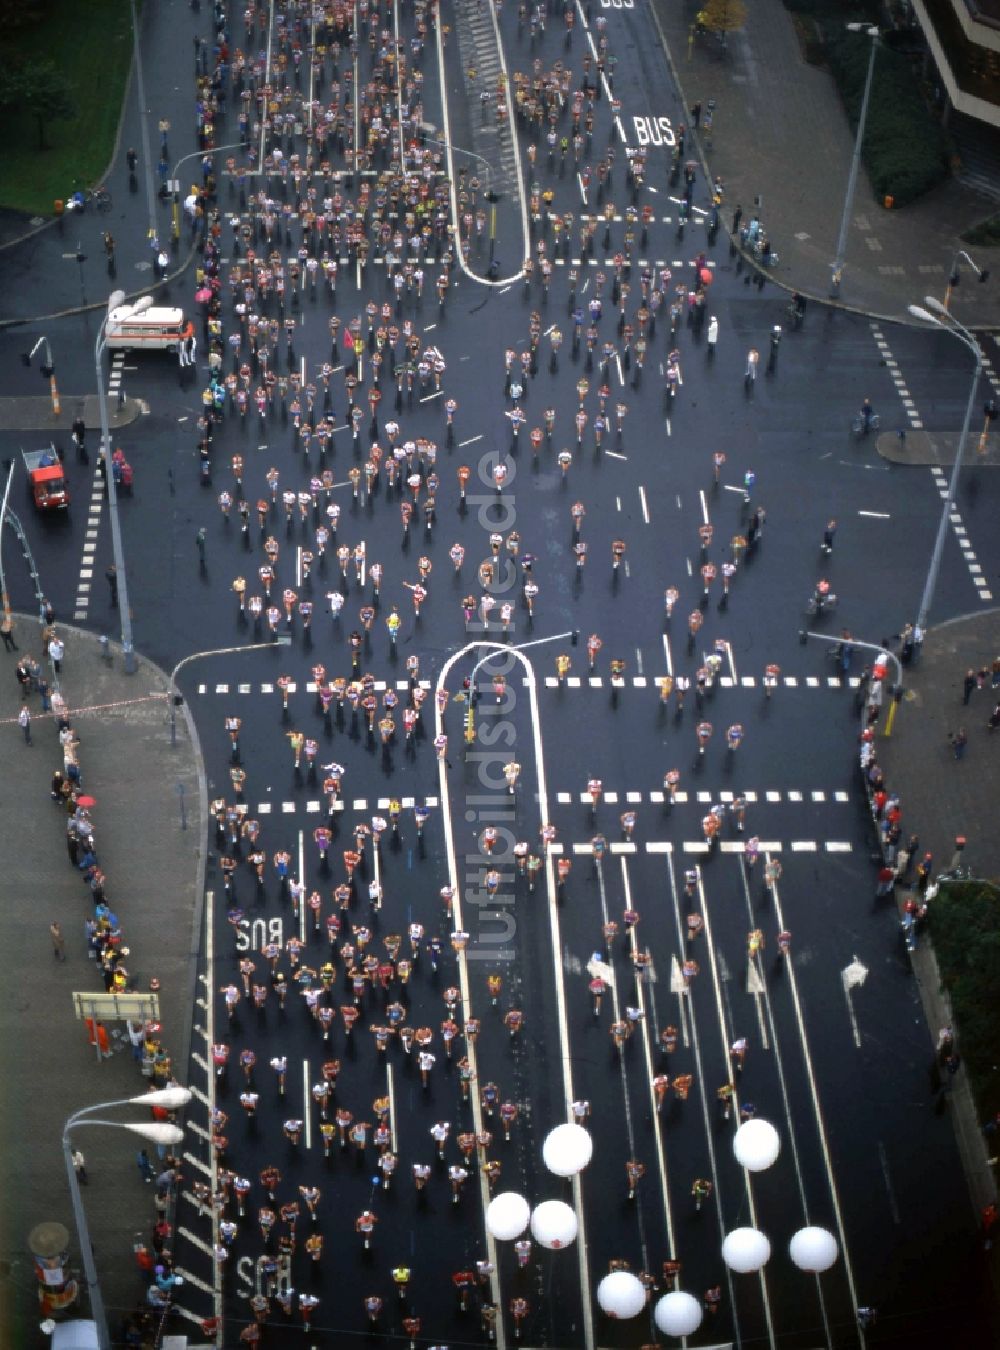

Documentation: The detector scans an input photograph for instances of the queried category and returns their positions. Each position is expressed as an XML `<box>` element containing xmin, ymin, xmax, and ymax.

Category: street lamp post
<box><xmin>96</xmin><ymin>291</ymin><xmax>151</xmax><ymax>674</ymax></box>
<box><xmin>420</xmin><ymin>132</ymin><xmax>501</xmax><ymax>261</ymax></box>
<box><xmin>169</xmin><ymin>638</ymin><xmax>291</xmax><ymax>745</ymax></box>
<box><xmin>829</xmin><ymin>24</ymin><xmax>879</xmax><ymax>300</ymax></box>
<box><xmin>942</xmin><ymin>248</ymin><xmax>989</xmax><ymax>311</ymax></box>
<box><xmin>170</xmin><ymin>141</ymin><xmax>246</xmax><ymax>244</ymax></box>
<box><xmin>63</xmin><ymin>1088</ymin><xmax>190</xmax><ymax>1350</ymax></box>
<box><xmin>463</xmin><ymin>632</ymin><xmax>575</xmax><ymax>744</ymax></box>
<box><xmin>800</xmin><ymin>629</ymin><xmax>903</xmax><ymax>733</ymax></box>
<box><xmin>0</xmin><ymin>461</ymin><xmax>15</xmax><ymax>630</ymax></box>
<box><xmin>908</xmin><ymin>299</ymin><xmax>984</xmax><ymax>637</ymax></box>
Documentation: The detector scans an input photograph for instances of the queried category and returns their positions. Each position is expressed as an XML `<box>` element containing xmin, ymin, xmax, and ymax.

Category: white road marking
<box><xmin>767</xmin><ymin>857</ymin><xmax>864</xmax><ymax>1329</ymax></box>
<box><xmin>205</xmin><ymin>884</ymin><xmax>222</xmax><ymax>1319</ymax></box>
<box><xmin>303</xmin><ymin>1058</ymin><xmax>312</xmax><ymax>1150</ymax></box>
<box><xmin>736</xmin><ymin>857</ymin><xmax>835</xmax><ymax>1344</ymax></box>
<box><xmin>695</xmin><ymin>861</ymin><xmax>776</xmax><ymax>1344</ymax></box>
<box><xmin>666</xmin><ymin>857</ymin><xmax>743</xmax><ymax>1325</ymax></box>
<box><xmin>387</xmin><ymin>1061</ymin><xmax>397</xmax><ymax>1149</ymax></box>
<box><xmin>621</xmin><ymin>857</ymin><xmax>674</xmax><ymax>1259</ymax></box>
<box><xmin>857</xmin><ymin>510</ymin><xmax>891</xmax><ymax>519</ymax></box>
<box><xmin>298</xmin><ymin>830</ymin><xmax>306</xmax><ymax>942</ymax></box>
<box><xmin>436</xmin><ymin>641</ymin><xmax>588</xmax><ymax>1348</ymax></box>
<box><xmin>639</xmin><ymin>485</ymin><xmax>650</xmax><ymax>524</ymax></box>
<box><xmin>176</xmin><ymin>1228</ymin><xmax>214</xmax><ymax>1258</ymax></box>
<box><xmin>595</xmin><ymin>859</ymin><xmax>649</xmax><ymax>1269</ymax></box>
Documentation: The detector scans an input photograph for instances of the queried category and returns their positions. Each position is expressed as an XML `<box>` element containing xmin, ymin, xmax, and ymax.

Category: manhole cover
<box><xmin>135</xmin><ymin>260</ymin><xmax>153</xmax><ymax>271</ymax></box>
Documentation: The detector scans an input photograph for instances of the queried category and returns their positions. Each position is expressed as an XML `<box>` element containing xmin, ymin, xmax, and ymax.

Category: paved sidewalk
<box><xmin>0</xmin><ymin>617</ymin><xmax>204</xmax><ymax>1347</ymax></box>
<box><xmin>0</xmin><ymin>396</ymin><xmax>144</xmax><ymax>435</ymax></box>
<box><xmin>651</xmin><ymin>0</ymin><xmax>1000</xmax><ymax>327</ymax></box>
<box><xmin>881</xmin><ymin>609</ymin><xmax>1000</xmax><ymax>881</ymax></box>
<box><xmin>877</xmin><ymin>428</ymin><xmax>1000</xmax><ymax>464</ymax></box>
<box><xmin>874</xmin><ymin>610</ymin><xmax>1000</xmax><ymax>1290</ymax></box>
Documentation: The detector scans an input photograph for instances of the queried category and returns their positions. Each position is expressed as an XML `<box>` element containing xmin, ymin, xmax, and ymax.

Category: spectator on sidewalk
<box><xmin>18</xmin><ymin>706</ymin><xmax>31</xmax><ymax>745</ymax></box>
<box><xmin>50</xmin><ymin>921</ymin><xmax>66</xmax><ymax>961</ymax></box>
<box><xmin>0</xmin><ymin>615</ymin><xmax>16</xmax><ymax>652</ymax></box>
<box><xmin>962</xmin><ymin>668</ymin><xmax>976</xmax><ymax>703</ymax></box>
<box><xmin>72</xmin><ymin>1149</ymin><xmax>87</xmax><ymax>1183</ymax></box>
<box><xmin>127</xmin><ymin>1019</ymin><xmax>145</xmax><ymax>1062</ymax></box>
<box><xmin>949</xmin><ymin>727</ymin><xmax>968</xmax><ymax>760</ymax></box>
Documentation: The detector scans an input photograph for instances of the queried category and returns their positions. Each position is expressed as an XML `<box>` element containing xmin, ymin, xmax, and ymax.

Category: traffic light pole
<box><xmin>22</xmin><ymin>336</ymin><xmax>61</xmax><ymax>417</ymax></box>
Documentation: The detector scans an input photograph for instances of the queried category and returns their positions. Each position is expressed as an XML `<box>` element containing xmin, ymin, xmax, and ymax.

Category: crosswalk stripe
<box><xmin>248</xmin><ymin>789</ymin><xmax>852</xmax><ymax>816</ymax></box>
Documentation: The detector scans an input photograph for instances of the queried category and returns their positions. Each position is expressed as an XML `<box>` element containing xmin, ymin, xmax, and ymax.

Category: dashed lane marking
<box><xmin>564</xmin><ymin>840</ymin><xmax>851</xmax><ymax>854</ymax></box>
<box><xmin>873</xmin><ymin>322</ymin><xmax>992</xmax><ymax>603</ymax></box>
<box><xmin>196</xmin><ymin>675</ymin><xmax>861</xmax><ymax>695</ymax></box>
<box><xmin>255</xmin><ymin>795</ymin><xmax>438</xmax><ymax>815</ymax></box>
<box><xmin>557</xmin><ymin>789</ymin><xmax>851</xmax><ymax>806</ymax></box>
<box><xmin>73</xmin><ymin>353</ymin><xmax>121</xmax><ymax>618</ymax></box>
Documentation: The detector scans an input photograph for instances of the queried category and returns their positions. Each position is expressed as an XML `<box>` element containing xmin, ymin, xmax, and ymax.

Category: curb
<box><xmin>0</xmin><ymin>0</ymin><xmax>136</xmax><ymax>258</ymax></box>
<box><xmin>865</xmin><ymin>618</ymin><xmax>1000</xmax><ymax>1224</ymax></box>
<box><xmin>645</xmin><ymin>0</ymin><xmax>1000</xmax><ymax>335</ymax></box>
<box><xmin>176</xmin><ymin>682</ymin><xmax>210</xmax><ymax>1110</ymax></box>
<box><xmin>0</xmin><ymin>239</ymin><xmax>199</xmax><ymax>333</ymax></box>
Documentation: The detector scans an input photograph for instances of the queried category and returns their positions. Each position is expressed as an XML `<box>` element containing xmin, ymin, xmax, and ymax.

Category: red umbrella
<box><xmin>76</xmin><ymin>795</ymin><xmax>97</xmax><ymax>808</ymax></box>
<box><xmin>699</xmin><ymin>268</ymin><xmax>713</xmax><ymax>286</ymax></box>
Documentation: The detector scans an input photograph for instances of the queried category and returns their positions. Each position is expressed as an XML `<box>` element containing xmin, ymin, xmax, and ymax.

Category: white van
<box><xmin>105</xmin><ymin>302</ymin><xmax>187</xmax><ymax>352</ymax></box>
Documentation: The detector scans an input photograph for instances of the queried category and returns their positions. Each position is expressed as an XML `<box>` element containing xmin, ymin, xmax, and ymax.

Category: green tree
<box><xmin>11</xmin><ymin>58</ymin><xmax>74</xmax><ymax>148</ymax></box>
<box><xmin>0</xmin><ymin>0</ymin><xmax>50</xmax><ymax>31</ymax></box>
<box><xmin>697</xmin><ymin>0</ymin><xmax>748</xmax><ymax>39</ymax></box>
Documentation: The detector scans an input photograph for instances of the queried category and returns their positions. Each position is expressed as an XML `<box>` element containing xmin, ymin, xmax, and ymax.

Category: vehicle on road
<box><xmin>105</xmin><ymin>301</ymin><xmax>186</xmax><ymax>351</ymax></box>
<box><xmin>22</xmin><ymin>445</ymin><xmax>69</xmax><ymax>511</ymax></box>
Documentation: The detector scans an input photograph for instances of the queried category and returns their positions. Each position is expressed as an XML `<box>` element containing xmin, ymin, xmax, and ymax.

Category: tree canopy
<box><xmin>0</xmin><ymin>57</ymin><xmax>75</xmax><ymax>148</ymax></box>
<box><xmin>697</xmin><ymin>0</ymin><xmax>749</xmax><ymax>35</ymax></box>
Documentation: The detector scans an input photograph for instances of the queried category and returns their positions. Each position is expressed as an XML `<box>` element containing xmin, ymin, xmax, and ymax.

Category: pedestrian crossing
<box><xmin>72</xmin><ymin>351</ymin><xmax>123</xmax><ymax>621</ymax></box>
<box><xmin>252</xmin><ymin>795</ymin><xmax>438</xmax><ymax>815</ymax></box>
<box><xmin>541</xmin><ymin>674</ymin><xmax>862</xmax><ymax>690</ymax></box>
<box><xmin>453</xmin><ymin>0</ymin><xmax>522</xmax><ymax>206</ymax></box>
<box><xmin>872</xmin><ymin>321</ymin><xmax>993</xmax><ymax>604</ymax></box>
<box><xmin>244</xmin><ymin>790</ymin><xmax>848</xmax><ymax>815</ymax></box>
<box><xmin>556</xmin><ymin>788</ymin><xmax>852</xmax><ymax>805</ymax></box>
<box><xmin>222</xmin><ymin>245</ymin><xmax>707</xmax><ymax>269</ymax></box>
<box><xmin>196</xmin><ymin>678</ymin><xmax>435</xmax><ymax>695</ymax></box>
<box><xmin>232</xmin><ymin>804</ymin><xmax>855</xmax><ymax>851</ymax></box>
<box><xmin>196</xmin><ymin>675</ymin><xmax>862</xmax><ymax>696</ymax></box>
<box><xmin>563</xmin><ymin>839</ymin><xmax>854</xmax><ymax>855</ymax></box>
